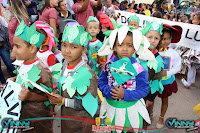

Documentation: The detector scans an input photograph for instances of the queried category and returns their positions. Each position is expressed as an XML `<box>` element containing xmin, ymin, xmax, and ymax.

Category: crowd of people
<box><xmin>0</xmin><ymin>0</ymin><xmax>200</xmax><ymax>132</ymax></box>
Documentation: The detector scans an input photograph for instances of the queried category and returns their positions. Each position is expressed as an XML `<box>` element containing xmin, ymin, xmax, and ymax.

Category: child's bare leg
<box><xmin>156</xmin><ymin>97</ymin><xmax>168</xmax><ymax>128</ymax></box>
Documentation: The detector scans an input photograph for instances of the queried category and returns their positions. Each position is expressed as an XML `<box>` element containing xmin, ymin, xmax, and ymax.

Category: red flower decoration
<box><xmin>95</xmin><ymin>46</ymin><xmax>98</xmax><ymax>49</ymax></box>
<box><xmin>99</xmin><ymin>14</ymin><xmax>114</xmax><ymax>30</ymax></box>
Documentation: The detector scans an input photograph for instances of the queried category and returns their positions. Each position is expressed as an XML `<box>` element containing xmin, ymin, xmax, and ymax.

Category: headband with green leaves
<box><xmin>15</xmin><ymin>19</ymin><xmax>45</xmax><ymax>48</ymax></box>
<box><xmin>141</xmin><ymin>19</ymin><xmax>163</xmax><ymax>35</ymax></box>
<box><xmin>62</xmin><ymin>25</ymin><xmax>92</xmax><ymax>47</ymax></box>
<box><xmin>128</xmin><ymin>14</ymin><xmax>140</xmax><ymax>23</ymax></box>
<box><xmin>87</xmin><ymin>16</ymin><xmax>100</xmax><ymax>25</ymax></box>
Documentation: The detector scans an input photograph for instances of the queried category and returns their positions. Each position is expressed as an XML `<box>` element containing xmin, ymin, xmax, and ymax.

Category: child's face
<box><xmin>101</xmin><ymin>24</ymin><xmax>109</xmax><ymax>33</ymax></box>
<box><xmin>86</xmin><ymin>21</ymin><xmax>100</xmax><ymax>37</ymax></box>
<box><xmin>13</xmin><ymin>36</ymin><xmax>36</xmax><ymax>61</ymax></box>
<box><xmin>39</xmin><ymin>29</ymin><xmax>48</xmax><ymax>45</ymax></box>
<box><xmin>61</xmin><ymin>41</ymin><xmax>87</xmax><ymax>64</ymax></box>
<box><xmin>160</xmin><ymin>32</ymin><xmax>171</xmax><ymax>48</ymax></box>
<box><xmin>145</xmin><ymin>31</ymin><xmax>161</xmax><ymax>50</ymax></box>
<box><xmin>114</xmin><ymin>35</ymin><xmax>135</xmax><ymax>58</ymax></box>
<box><xmin>59</xmin><ymin>1</ymin><xmax>67</xmax><ymax>11</ymax></box>
<box><xmin>128</xmin><ymin>20</ymin><xmax>139</xmax><ymax>29</ymax></box>
<box><xmin>106</xmin><ymin>0</ymin><xmax>112</xmax><ymax>7</ymax></box>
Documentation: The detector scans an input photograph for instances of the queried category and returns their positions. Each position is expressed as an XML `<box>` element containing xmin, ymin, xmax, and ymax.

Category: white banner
<box><xmin>0</xmin><ymin>80</ymin><xmax>22</xmax><ymax>133</ymax></box>
<box><xmin>115</xmin><ymin>10</ymin><xmax>200</xmax><ymax>51</ymax></box>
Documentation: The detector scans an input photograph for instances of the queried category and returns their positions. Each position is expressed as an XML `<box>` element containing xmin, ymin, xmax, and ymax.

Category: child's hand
<box><xmin>18</xmin><ymin>85</ymin><xmax>31</xmax><ymax>101</ymax></box>
<box><xmin>146</xmin><ymin>100</ymin><xmax>153</xmax><ymax>107</ymax></box>
<box><xmin>48</xmin><ymin>93</ymin><xmax>64</xmax><ymax>105</ymax></box>
<box><xmin>162</xmin><ymin>70</ymin><xmax>167</xmax><ymax>77</ymax></box>
<box><xmin>111</xmin><ymin>86</ymin><xmax>124</xmax><ymax>99</ymax></box>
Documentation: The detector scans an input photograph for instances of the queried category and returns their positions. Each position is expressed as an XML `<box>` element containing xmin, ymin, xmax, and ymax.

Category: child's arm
<box><xmin>18</xmin><ymin>85</ymin><xmax>48</xmax><ymax>101</ymax></box>
<box><xmin>49</xmin><ymin>93</ymin><xmax>85</xmax><ymax>110</ymax></box>
<box><xmin>75</xmin><ymin>0</ymin><xmax>90</xmax><ymax>13</ymax></box>
<box><xmin>166</xmin><ymin>51</ymin><xmax>181</xmax><ymax>77</ymax></box>
<box><xmin>123</xmin><ymin>70</ymin><xmax>149</xmax><ymax>101</ymax></box>
<box><xmin>98</xmin><ymin>70</ymin><xmax>114</xmax><ymax>99</ymax></box>
<box><xmin>92</xmin><ymin>0</ymin><xmax>102</xmax><ymax>7</ymax></box>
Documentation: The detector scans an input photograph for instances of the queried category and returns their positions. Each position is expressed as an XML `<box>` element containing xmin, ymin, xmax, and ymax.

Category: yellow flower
<box><xmin>193</xmin><ymin>104</ymin><xmax>200</xmax><ymax>115</ymax></box>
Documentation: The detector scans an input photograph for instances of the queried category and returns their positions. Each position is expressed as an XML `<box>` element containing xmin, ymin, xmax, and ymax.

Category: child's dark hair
<box><xmin>113</xmin><ymin>31</ymin><xmax>133</xmax><ymax>56</ymax></box>
<box><xmin>162</xmin><ymin>28</ymin><xmax>172</xmax><ymax>38</ymax></box>
<box><xmin>163</xmin><ymin>14</ymin><xmax>171</xmax><ymax>20</ymax></box>
<box><xmin>152</xmin><ymin>11</ymin><xmax>162</xmax><ymax>18</ymax></box>
<box><xmin>58</xmin><ymin>0</ymin><xmax>64</xmax><ymax>8</ymax></box>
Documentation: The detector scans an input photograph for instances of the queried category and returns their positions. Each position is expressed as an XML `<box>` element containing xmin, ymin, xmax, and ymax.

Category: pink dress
<box><xmin>39</xmin><ymin>8</ymin><xmax>60</xmax><ymax>27</ymax></box>
<box><xmin>8</xmin><ymin>17</ymin><xmax>29</xmax><ymax>48</ymax></box>
<box><xmin>72</xmin><ymin>0</ymin><xmax>94</xmax><ymax>29</ymax></box>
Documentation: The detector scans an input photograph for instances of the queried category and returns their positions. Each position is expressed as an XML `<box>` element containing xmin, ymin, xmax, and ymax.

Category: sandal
<box><xmin>156</xmin><ymin>116</ymin><xmax>164</xmax><ymax>129</ymax></box>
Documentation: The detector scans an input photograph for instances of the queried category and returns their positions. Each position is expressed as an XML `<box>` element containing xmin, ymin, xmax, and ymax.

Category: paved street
<box><xmin>1</xmin><ymin>59</ymin><xmax>200</xmax><ymax>133</ymax></box>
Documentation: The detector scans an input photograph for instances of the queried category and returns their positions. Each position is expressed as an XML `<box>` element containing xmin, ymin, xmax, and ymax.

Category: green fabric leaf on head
<box><xmin>82</xmin><ymin>92</ymin><xmax>98</xmax><ymax>117</ymax></box>
<box><xmin>62</xmin><ymin>76</ymin><xmax>76</xmax><ymax>98</ymax></box>
<box><xmin>26</xmin><ymin>24</ymin><xmax>37</xmax><ymax>42</ymax></box>
<box><xmin>68</xmin><ymin>25</ymin><xmax>79</xmax><ymax>43</ymax></box>
<box><xmin>15</xmin><ymin>19</ymin><xmax>26</xmax><ymax>36</ymax></box>
<box><xmin>80</xmin><ymin>32</ymin><xmax>88</xmax><ymax>46</ymax></box>
<box><xmin>71</xmin><ymin>66</ymin><xmax>92</xmax><ymax>95</ymax></box>
<box><xmin>30</xmin><ymin>34</ymin><xmax>40</xmax><ymax>45</ymax></box>
<box><xmin>62</xmin><ymin>25</ymin><xmax>70</xmax><ymax>42</ymax></box>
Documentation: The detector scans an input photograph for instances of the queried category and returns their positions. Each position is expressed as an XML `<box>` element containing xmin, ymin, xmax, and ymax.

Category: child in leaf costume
<box><xmin>139</xmin><ymin>19</ymin><xmax>164</xmax><ymax>125</ymax></box>
<box><xmin>35</xmin><ymin>21</ymin><xmax>58</xmax><ymax>72</ymax></box>
<box><xmin>48</xmin><ymin>24</ymin><xmax>98</xmax><ymax>133</ymax></box>
<box><xmin>12</xmin><ymin>19</ymin><xmax>53</xmax><ymax>133</ymax></box>
<box><xmin>128</xmin><ymin>14</ymin><xmax>140</xmax><ymax>29</ymax></box>
<box><xmin>86</xmin><ymin>16</ymin><xmax>103</xmax><ymax>76</ymax></box>
<box><xmin>98</xmin><ymin>25</ymin><xmax>157</xmax><ymax>132</ymax></box>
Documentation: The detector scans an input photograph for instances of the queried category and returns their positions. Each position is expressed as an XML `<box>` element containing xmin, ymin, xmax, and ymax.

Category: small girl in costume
<box><xmin>156</xmin><ymin>24</ymin><xmax>182</xmax><ymax>128</ymax></box>
<box><xmin>98</xmin><ymin>14</ymin><xmax>117</xmax><ymax>62</ymax></box>
<box><xmin>128</xmin><ymin>14</ymin><xmax>140</xmax><ymax>29</ymax></box>
<box><xmin>35</xmin><ymin>21</ymin><xmax>58</xmax><ymax>72</ymax></box>
<box><xmin>86</xmin><ymin>16</ymin><xmax>103</xmax><ymax>76</ymax></box>
<box><xmin>98</xmin><ymin>25</ymin><xmax>157</xmax><ymax>132</ymax></box>
<box><xmin>13</xmin><ymin>20</ymin><xmax>53</xmax><ymax>133</ymax></box>
<box><xmin>99</xmin><ymin>14</ymin><xmax>117</xmax><ymax>42</ymax></box>
<box><xmin>48</xmin><ymin>24</ymin><xmax>99</xmax><ymax>133</ymax></box>
<box><xmin>138</xmin><ymin>19</ymin><xmax>165</xmax><ymax>124</ymax></box>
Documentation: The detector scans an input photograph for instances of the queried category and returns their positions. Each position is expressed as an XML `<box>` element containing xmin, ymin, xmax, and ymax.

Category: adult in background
<box><xmin>8</xmin><ymin>0</ymin><xmax>29</xmax><ymax>48</ymax></box>
<box><xmin>168</xmin><ymin>3</ymin><xmax>176</xmax><ymax>12</ymax></box>
<box><xmin>22</xmin><ymin>0</ymin><xmax>39</xmax><ymax>23</ymax></box>
<box><xmin>72</xmin><ymin>0</ymin><xmax>102</xmax><ymax>29</ymax></box>
<box><xmin>143</xmin><ymin>3</ymin><xmax>151</xmax><ymax>16</ymax></box>
<box><xmin>159</xmin><ymin>0</ymin><xmax>169</xmax><ymax>16</ymax></box>
<box><xmin>151</xmin><ymin>3</ymin><xmax>158</xmax><ymax>13</ymax></box>
<box><xmin>118</xmin><ymin>0</ymin><xmax>128</xmax><ymax>11</ymax></box>
<box><xmin>127</xmin><ymin>3</ymin><xmax>135</xmax><ymax>13</ymax></box>
<box><xmin>39</xmin><ymin>0</ymin><xmax>59</xmax><ymax>37</ymax></box>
